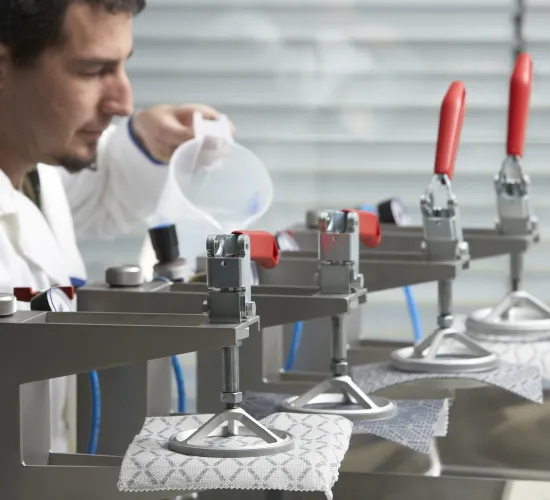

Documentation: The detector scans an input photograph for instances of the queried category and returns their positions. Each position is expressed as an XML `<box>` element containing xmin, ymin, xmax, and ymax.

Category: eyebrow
<box><xmin>74</xmin><ymin>49</ymin><xmax>134</xmax><ymax>67</ymax></box>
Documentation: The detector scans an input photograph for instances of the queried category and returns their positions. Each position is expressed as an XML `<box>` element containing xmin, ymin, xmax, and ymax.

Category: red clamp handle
<box><xmin>232</xmin><ymin>230</ymin><xmax>279</xmax><ymax>269</ymax></box>
<box><xmin>343</xmin><ymin>209</ymin><xmax>381</xmax><ymax>248</ymax></box>
<box><xmin>507</xmin><ymin>53</ymin><xmax>532</xmax><ymax>157</ymax></box>
<box><xmin>13</xmin><ymin>286</ymin><xmax>75</xmax><ymax>302</ymax></box>
<box><xmin>434</xmin><ymin>81</ymin><xmax>466</xmax><ymax>180</ymax></box>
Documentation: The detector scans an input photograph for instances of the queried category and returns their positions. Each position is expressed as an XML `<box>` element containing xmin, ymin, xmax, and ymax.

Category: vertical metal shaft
<box><xmin>437</xmin><ymin>279</ymin><xmax>453</xmax><ymax>328</ymax></box>
<box><xmin>510</xmin><ymin>252</ymin><xmax>523</xmax><ymax>293</ymax></box>
<box><xmin>331</xmin><ymin>315</ymin><xmax>348</xmax><ymax>362</ymax></box>
<box><xmin>222</xmin><ymin>345</ymin><xmax>239</xmax><ymax>395</ymax></box>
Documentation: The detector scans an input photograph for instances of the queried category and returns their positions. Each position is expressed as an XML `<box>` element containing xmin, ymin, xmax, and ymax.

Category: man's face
<box><xmin>0</xmin><ymin>3</ymin><xmax>135</xmax><ymax>172</ymax></box>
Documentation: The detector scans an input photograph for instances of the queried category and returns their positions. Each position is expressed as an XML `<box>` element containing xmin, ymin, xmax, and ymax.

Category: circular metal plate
<box><xmin>390</xmin><ymin>346</ymin><xmax>500</xmax><ymax>374</ymax></box>
<box><xmin>279</xmin><ymin>394</ymin><xmax>397</xmax><ymax>422</ymax></box>
<box><xmin>0</xmin><ymin>294</ymin><xmax>17</xmax><ymax>317</ymax></box>
<box><xmin>466</xmin><ymin>305</ymin><xmax>550</xmax><ymax>342</ymax></box>
<box><xmin>167</xmin><ymin>428</ymin><xmax>295</xmax><ymax>458</ymax></box>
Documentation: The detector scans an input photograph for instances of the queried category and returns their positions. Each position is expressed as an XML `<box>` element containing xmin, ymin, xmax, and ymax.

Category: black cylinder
<box><xmin>30</xmin><ymin>290</ymin><xmax>54</xmax><ymax>311</ymax></box>
<box><xmin>149</xmin><ymin>224</ymin><xmax>180</xmax><ymax>264</ymax></box>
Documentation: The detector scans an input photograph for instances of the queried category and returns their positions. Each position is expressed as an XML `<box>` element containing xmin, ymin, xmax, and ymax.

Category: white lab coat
<box><xmin>0</xmin><ymin>116</ymin><xmax>169</xmax><ymax>452</ymax></box>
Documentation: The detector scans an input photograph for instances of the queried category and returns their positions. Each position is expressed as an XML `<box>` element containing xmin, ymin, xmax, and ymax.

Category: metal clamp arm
<box><xmin>317</xmin><ymin>209</ymin><xmax>379</xmax><ymax>294</ymax></box>
<box><xmin>495</xmin><ymin>52</ymin><xmax>536</xmax><ymax>236</ymax></box>
<box><xmin>421</xmin><ymin>81</ymin><xmax>469</xmax><ymax>262</ymax></box>
<box><xmin>205</xmin><ymin>231</ymin><xmax>279</xmax><ymax>323</ymax></box>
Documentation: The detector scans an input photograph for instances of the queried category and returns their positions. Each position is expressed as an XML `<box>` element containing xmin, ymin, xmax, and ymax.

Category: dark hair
<box><xmin>0</xmin><ymin>0</ymin><xmax>146</xmax><ymax>67</ymax></box>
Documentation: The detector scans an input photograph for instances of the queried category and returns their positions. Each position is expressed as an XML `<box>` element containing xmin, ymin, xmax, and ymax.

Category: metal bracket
<box><xmin>421</xmin><ymin>174</ymin><xmax>469</xmax><ymax>262</ymax></box>
<box><xmin>494</xmin><ymin>155</ymin><xmax>537</xmax><ymax>236</ymax></box>
<box><xmin>316</xmin><ymin>210</ymin><xmax>364</xmax><ymax>294</ymax></box>
<box><xmin>0</xmin><ymin>300</ymin><xmax>257</xmax><ymax>500</ymax></box>
<box><xmin>204</xmin><ymin>233</ymin><xmax>256</xmax><ymax>323</ymax></box>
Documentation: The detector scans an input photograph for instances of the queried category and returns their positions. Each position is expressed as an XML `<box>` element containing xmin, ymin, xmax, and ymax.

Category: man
<box><xmin>0</xmin><ymin>0</ymin><xmax>233</xmax><ymax>452</ymax></box>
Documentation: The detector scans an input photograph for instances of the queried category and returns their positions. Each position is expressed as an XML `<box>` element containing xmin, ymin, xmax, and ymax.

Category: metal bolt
<box><xmin>221</xmin><ymin>392</ymin><xmax>243</xmax><ymax>405</ymax></box>
<box><xmin>346</xmin><ymin>212</ymin><xmax>357</xmax><ymax>232</ymax></box>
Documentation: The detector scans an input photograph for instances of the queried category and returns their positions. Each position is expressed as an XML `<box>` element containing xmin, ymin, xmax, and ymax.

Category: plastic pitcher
<box><xmin>143</xmin><ymin>111</ymin><xmax>274</xmax><ymax>275</ymax></box>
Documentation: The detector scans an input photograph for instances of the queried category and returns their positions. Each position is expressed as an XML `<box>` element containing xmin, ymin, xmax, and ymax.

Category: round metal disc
<box><xmin>0</xmin><ymin>294</ymin><xmax>17</xmax><ymax>317</ymax></box>
<box><xmin>466</xmin><ymin>305</ymin><xmax>550</xmax><ymax>342</ymax></box>
<box><xmin>390</xmin><ymin>346</ymin><xmax>499</xmax><ymax>374</ymax></box>
<box><xmin>167</xmin><ymin>428</ymin><xmax>295</xmax><ymax>458</ymax></box>
<box><xmin>105</xmin><ymin>265</ymin><xmax>143</xmax><ymax>287</ymax></box>
<box><xmin>279</xmin><ymin>394</ymin><xmax>397</xmax><ymax>422</ymax></box>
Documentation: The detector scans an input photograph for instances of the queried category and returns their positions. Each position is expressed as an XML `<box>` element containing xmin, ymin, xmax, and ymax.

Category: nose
<box><xmin>100</xmin><ymin>69</ymin><xmax>134</xmax><ymax>117</ymax></box>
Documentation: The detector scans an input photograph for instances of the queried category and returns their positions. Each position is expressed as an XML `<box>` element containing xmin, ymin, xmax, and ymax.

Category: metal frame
<box><xmin>0</xmin><ymin>307</ymin><xmax>256</xmax><ymax>500</ymax></box>
<box><xmin>76</xmin><ymin>235</ymin><xmax>468</xmax><ymax>421</ymax></box>
<box><xmin>291</xmin><ymin>219</ymin><xmax>539</xmax><ymax>261</ymax></box>
<box><xmin>200</xmin><ymin>249</ymin><xmax>468</xmax><ymax>292</ymax></box>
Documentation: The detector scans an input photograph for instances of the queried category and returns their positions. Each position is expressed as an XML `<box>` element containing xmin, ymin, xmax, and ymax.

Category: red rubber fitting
<box><xmin>13</xmin><ymin>286</ymin><xmax>75</xmax><ymax>302</ymax></box>
<box><xmin>13</xmin><ymin>287</ymin><xmax>38</xmax><ymax>302</ymax></box>
<box><xmin>232</xmin><ymin>230</ymin><xmax>279</xmax><ymax>269</ymax></box>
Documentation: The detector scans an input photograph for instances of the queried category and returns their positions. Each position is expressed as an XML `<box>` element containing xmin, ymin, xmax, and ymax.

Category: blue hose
<box><xmin>70</xmin><ymin>278</ymin><xmax>102</xmax><ymax>455</ymax></box>
<box><xmin>284</xmin><ymin>321</ymin><xmax>303</xmax><ymax>372</ymax></box>
<box><xmin>172</xmin><ymin>356</ymin><xmax>186</xmax><ymax>414</ymax></box>
<box><xmin>403</xmin><ymin>285</ymin><xmax>423</xmax><ymax>343</ymax></box>
<box><xmin>87</xmin><ymin>370</ymin><xmax>101</xmax><ymax>454</ymax></box>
